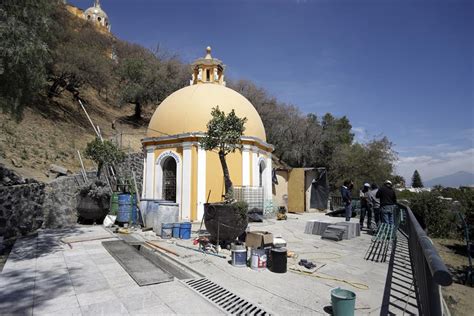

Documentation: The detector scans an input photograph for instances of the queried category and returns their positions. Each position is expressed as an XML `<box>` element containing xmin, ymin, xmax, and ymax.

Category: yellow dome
<box><xmin>147</xmin><ymin>84</ymin><xmax>267</xmax><ymax>141</ymax></box>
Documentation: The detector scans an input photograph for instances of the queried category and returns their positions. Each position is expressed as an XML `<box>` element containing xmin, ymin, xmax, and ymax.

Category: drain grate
<box><xmin>184</xmin><ymin>278</ymin><xmax>270</xmax><ymax>315</ymax></box>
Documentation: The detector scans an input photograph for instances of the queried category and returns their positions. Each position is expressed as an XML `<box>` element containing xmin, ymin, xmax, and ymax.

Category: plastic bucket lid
<box><xmin>180</xmin><ymin>222</ymin><xmax>192</xmax><ymax>228</ymax></box>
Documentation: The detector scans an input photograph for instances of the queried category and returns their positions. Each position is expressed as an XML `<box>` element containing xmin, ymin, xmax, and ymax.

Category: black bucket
<box><xmin>270</xmin><ymin>248</ymin><xmax>287</xmax><ymax>273</ymax></box>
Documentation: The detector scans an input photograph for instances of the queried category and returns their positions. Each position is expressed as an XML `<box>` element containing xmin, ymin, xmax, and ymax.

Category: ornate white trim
<box><xmin>251</xmin><ymin>149</ymin><xmax>259</xmax><ymax>186</ymax></box>
<box><xmin>154</xmin><ymin>151</ymin><xmax>182</xmax><ymax>215</ymax></box>
<box><xmin>197</xmin><ymin>144</ymin><xmax>206</xmax><ymax>220</ymax></box>
<box><xmin>181</xmin><ymin>143</ymin><xmax>192</xmax><ymax>220</ymax></box>
<box><xmin>265</xmin><ymin>155</ymin><xmax>273</xmax><ymax>201</ymax></box>
<box><xmin>142</xmin><ymin>133</ymin><xmax>274</xmax><ymax>152</ymax></box>
<box><xmin>144</xmin><ymin>147</ymin><xmax>155</xmax><ymax>199</ymax></box>
<box><xmin>242</xmin><ymin>145</ymin><xmax>250</xmax><ymax>186</ymax></box>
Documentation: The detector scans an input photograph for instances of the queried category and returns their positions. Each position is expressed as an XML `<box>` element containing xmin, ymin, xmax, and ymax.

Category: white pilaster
<box><xmin>265</xmin><ymin>154</ymin><xmax>273</xmax><ymax>201</ymax></box>
<box><xmin>145</xmin><ymin>147</ymin><xmax>154</xmax><ymax>199</ymax></box>
<box><xmin>141</xmin><ymin>155</ymin><xmax>146</xmax><ymax>199</ymax></box>
<box><xmin>197</xmin><ymin>145</ymin><xmax>207</xmax><ymax>220</ymax></box>
<box><xmin>181</xmin><ymin>142</ymin><xmax>192</xmax><ymax>220</ymax></box>
<box><xmin>242</xmin><ymin>145</ymin><xmax>251</xmax><ymax>186</ymax></box>
<box><xmin>251</xmin><ymin>146</ymin><xmax>259</xmax><ymax>187</ymax></box>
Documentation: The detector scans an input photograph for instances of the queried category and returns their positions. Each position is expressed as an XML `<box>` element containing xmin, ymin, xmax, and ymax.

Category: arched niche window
<box><xmin>162</xmin><ymin>157</ymin><xmax>177</xmax><ymax>202</ymax></box>
<box><xmin>87</xmin><ymin>15</ymin><xmax>91</xmax><ymax>20</ymax></box>
<box><xmin>98</xmin><ymin>16</ymin><xmax>102</xmax><ymax>22</ymax></box>
<box><xmin>206</xmin><ymin>69</ymin><xmax>210</xmax><ymax>82</ymax></box>
<box><xmin>259</xmin><ymin>160</ymin><xmax>266</xmax><ymax>187</ymax></box>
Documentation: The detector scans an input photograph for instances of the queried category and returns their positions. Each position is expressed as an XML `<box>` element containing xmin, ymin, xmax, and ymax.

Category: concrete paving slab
<box><xmin>133</xmin><ymin>304</ymin><xmax>175</xmax><ymax>315</ymax></box>
<box><xmin>33</xmin><ymin>293</ymin><xmax>80</xmax><ymax>313</ymax></box>
<box><xmin>34</xmin><ymin>307</ymin><xmax>83</xmax><ymax>316</ymax></box>
<box><xmin>76</xmin><ymin>289</ymin><xmax>117</xmax><ymax>306</ymax></box>
<box><xmin>79</xmin><ymin>299</ymin><xmax>129</xmax><ymax>316</ymax></box>
<box><xmin>73</xmin><ymin>277</ymin><xmax>111</xmax><ymax>294</ymax></box>
<box><xmin>0</xmin><ymin>218</ymin><xmax>393</xmax><ymax>315</ymax></box>
<box><xmin>142</xmin><ymin>213</ymin><xmax>391</xmax><ymax>315</ymax></box>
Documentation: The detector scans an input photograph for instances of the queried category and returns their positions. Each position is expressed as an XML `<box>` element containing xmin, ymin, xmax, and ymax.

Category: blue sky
<box><xmin>70</xmin><ymin>0</ymin><xmax>473</xmax><ymax>182</ymax></box>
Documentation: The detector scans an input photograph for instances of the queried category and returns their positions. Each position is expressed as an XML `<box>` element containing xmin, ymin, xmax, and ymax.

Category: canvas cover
<box><xmin>309</xmin><ymin>168</ymin><xmax>329</xmax><ymax>210</ymax></box>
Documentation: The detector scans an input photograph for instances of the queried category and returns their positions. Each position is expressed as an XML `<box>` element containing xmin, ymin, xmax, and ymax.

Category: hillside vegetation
<box><xmin>1</xmin><ymin>0</ymin><xmax>398</xmax><ymax>190</ymax></box>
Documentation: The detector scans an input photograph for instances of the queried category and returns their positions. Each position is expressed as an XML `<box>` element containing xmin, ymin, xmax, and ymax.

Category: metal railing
<box><xmin>396</xmin><ymin>203</ymin><xmax>453</xmax><ymax>316</ymax></box>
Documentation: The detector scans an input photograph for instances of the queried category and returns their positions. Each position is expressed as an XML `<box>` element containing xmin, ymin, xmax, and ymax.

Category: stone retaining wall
<box><xmin>0</xmin><ymin>183</ymin><xmax>45</xmax><ymax>237</ymax></box>
<box><xmin>0</xmin><ymin>153</ymin><xmax>144</xmax><ymax>238</ymax></box>
<box><xmin>116</xmin><ymin>152</ymin><xmax>144</xmax><ymax>194</ymax></box>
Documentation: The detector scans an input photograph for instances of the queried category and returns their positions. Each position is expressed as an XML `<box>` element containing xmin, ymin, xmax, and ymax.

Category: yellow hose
<box><xmin>289</xmin><ymin>268</ymin><xmax>370</xmax><ymax>290</ymax></box>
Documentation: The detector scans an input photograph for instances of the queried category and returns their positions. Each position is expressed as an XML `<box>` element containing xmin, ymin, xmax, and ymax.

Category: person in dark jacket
<box><xmin>376</xmin><ymin>180</ymin><xmax>397</xmax><ymax>225</ymax></box>
<box><xmin>340</xmin><ymin>180</ymin><xmax>353</xmax><ymax>221</ymax></box>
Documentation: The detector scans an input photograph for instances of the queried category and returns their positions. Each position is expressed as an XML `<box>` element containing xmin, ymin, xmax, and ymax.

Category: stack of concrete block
<box><xmin>336</xmin><ymin>222</ymin><xmax>361</xmax><ymax>240</ymax></box>
<box><xmin>321</xmin><ymin>225</ymin><xmax>347</xmax><ymax>241</ymax></box>
<box><xmin>304</xmin><ymin>220</ymin><xmax>332</xmax><ymax>235</ymax></box>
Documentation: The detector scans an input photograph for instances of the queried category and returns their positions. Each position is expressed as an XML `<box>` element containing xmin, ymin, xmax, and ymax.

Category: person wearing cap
<box><xmin>359</xmin><ymin>183</ymin><xmax>372</xmax><ymax>229</ymax></box>
<box><xmin>376</xmin><ymin>180</ymin><xmax>397</xmax><ymax>225</ymax></box>
<box><xmin>368</xmin><ymin>183</ymin><xmax>381</xmax><ymax>228</ymax></box>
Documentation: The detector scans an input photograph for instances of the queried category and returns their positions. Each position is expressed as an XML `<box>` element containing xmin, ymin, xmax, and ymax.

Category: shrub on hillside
<box><xmin>408</xmin><ymin>192</ymin><xmax>457</xmax><ymax>238</ymax></box>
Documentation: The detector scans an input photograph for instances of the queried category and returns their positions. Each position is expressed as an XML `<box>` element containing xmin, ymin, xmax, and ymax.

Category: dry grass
<box><xmin>433</xmin><ymin>238</ymin><xmax>474</xmax><ymax>316</ymax></box>
<box><xmin>0</xmin><ymin>88</ymin><xmax>149</xmax><ymax>182</ymax></box>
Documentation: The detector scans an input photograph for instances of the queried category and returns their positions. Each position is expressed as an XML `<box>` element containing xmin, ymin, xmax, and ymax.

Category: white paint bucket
<box><xmin>251</xmin><ymin>248</ymin><xmax>267</xmax><ymax>271</ymax></box>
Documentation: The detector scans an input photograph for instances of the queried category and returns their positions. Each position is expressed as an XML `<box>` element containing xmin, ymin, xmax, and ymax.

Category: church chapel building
<box><xmin>141</xmin><ymin>48</ymin><xmax>274</xmax><ymax>222</ymax></box>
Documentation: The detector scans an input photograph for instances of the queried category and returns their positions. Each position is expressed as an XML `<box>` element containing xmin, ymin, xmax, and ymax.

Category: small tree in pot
<box><xmin>84</xmin><ymin>138</ymin><xmax>125</xmax><ymax>177</ymax></box>
<box><xmin>200</xmin><ymin>106</ymin><xmax>249</xmax><ymax>242</ymax></box>
<box><xmin>77</xmin><ymin>180</ymin><xmax>111</xmax><ymax>223</ymax></box>
<box><xmin>77</xmin><ymin>138</ymin><xmax>125</xmax><ymax>223</ymax></box>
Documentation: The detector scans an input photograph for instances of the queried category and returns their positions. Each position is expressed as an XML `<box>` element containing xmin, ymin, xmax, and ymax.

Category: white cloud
<box><xmin>396</xmin><ymin>148</ymin><xmax>474</xmax><ymax>182</ymax></box>
<box><xmin>352</xmin><ymin>126</ymin><xmax>368</xmax><ymax>143</ymax></box>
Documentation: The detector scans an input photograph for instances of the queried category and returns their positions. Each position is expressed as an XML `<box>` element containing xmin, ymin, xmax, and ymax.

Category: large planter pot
<box><xmin>76</xmin><ymin>194</ymin><xmax>109</xmax><ymax>222</ymax></box>
<box><xmin>204</xmin><ymin>203</ymin><xmax>248</xmax><ymax>243</ymax></box>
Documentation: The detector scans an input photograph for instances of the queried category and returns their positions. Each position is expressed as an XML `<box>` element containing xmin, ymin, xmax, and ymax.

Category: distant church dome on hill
<box><xmin>65</xmin><ymin>0</ymin><xmax>111</xmax><ymax>33</ymax></box>
<box><xmin>84</xmin><ymin>0</ymin><xmax>111</xmax><ymax>31</ymax></box>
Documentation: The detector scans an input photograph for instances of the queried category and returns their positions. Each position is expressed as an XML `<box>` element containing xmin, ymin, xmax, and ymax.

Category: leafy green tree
<box><xmin>114</xmin><ymin>42</ymin><xmax>188</xmax><ymax>120</ymax></box>
<box><xmin>48</xmin><ymin>21</ymin><xmax>113</xmax><ymax>98</ymax></box>
<box><xmin>84</xmin><ymin>138</ymin><xmax>125</xmax><ymax>177</ymax></box>
<box><xmin>328</xmin><ymin>137</ymin><xmax>396</xmax><ymax>190</ymax></box>
<box><xmin>411</xmin><ymin>170</ymin><xmax>424</xmax><ymax>188</ymax></box>
<box><xmin>200</xmin><ymin>106</ymin><xmax>247</xmax><ymax>200</ymax></box>
<box><xmin>0</xmin><ymin>0</ymin><xmax>57</xmax><ymax>120</ymax></box>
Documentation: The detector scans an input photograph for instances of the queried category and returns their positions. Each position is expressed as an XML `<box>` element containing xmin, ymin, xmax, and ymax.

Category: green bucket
<box><xmin>331</xmin><ymin>288</ymin><xmax>356</xmax><ymax>316</ymax></box>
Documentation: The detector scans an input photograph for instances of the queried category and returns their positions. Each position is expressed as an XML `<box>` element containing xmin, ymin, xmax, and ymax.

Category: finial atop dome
<box><xmin>190</xmin><ymin>47</ymin><xmax>226</xmax><ymax>86</ymax></box>
<box><xmin>94</xmin><ymin>0</ymin><xmax>100</xmax><ymax>7</ymax></box>
<box><xmin>205</xmin><ymin>46</ymin><xmax>212</xmax><ymax>60</ymax></box>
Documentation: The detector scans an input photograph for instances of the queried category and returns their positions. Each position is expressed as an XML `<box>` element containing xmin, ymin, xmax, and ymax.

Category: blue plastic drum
<box><xmin>179</xmin><ymin>222</ymin><xmax>192</xmax><ymax>239</ymax></box>
<box><xmin>172</xmin><ymin>223</ymin><xmax>180</xmax><ymax>238</ymax></box>
<box><xmin>117</xmin><ymin>193</ymin><xmax>137</xmax><ymax>224</ymax></box>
